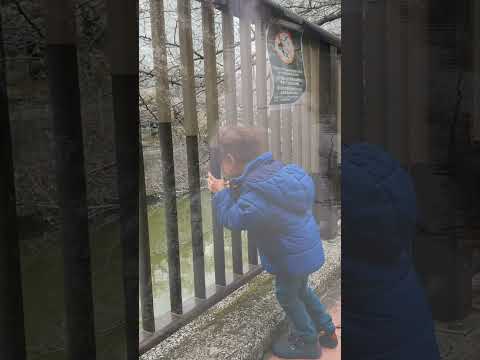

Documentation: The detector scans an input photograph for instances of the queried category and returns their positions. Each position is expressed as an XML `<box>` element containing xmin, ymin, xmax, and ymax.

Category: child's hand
<box><xmin>208</xmin><ymin>172</ymin><xmax>229</xmax><ymax>193</ymax></box>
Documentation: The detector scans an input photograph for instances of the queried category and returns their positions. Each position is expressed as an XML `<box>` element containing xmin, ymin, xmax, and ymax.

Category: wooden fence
<box><xmin>0</xmin><ymin>0</ymin><xmax>340</xmax><ymax>359</ymax></box>
<box><xmin>139</xmin><ymin>0</ymin><xmax>341</xmax><ymax>354</ymax></box>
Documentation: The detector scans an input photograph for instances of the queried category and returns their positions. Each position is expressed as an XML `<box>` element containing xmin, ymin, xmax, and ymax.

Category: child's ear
<box><xmin>226</xmin><ymin>153</ymin><xmax>235</xmax><ymax>166</ymax></box>
<box><xmin>222</xmin><ymin>153</ymin><xmax>235</xmax><ymax>175</ymax></box>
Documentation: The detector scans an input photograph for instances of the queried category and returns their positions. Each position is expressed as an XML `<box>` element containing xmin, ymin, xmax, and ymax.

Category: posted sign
<box><xmin>267</xmin><ymin>23</ymin><xmax>306</xmax><ymax>105</ymax></box>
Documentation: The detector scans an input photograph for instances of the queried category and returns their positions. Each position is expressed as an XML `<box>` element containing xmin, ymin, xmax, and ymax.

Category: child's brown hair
<box><xmin>217</xmin><ymin>126</ymin><xmax>268</xmax><ymax>165</ymax></box>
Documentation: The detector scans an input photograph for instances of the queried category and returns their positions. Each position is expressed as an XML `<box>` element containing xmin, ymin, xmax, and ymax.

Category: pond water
<box><xmin>142</xmin><ymin>190</ymin><xmax>251</xmax><ymax>323</ymax></box>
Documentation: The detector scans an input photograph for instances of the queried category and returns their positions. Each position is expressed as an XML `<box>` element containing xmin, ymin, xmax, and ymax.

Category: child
<box><xmin>208</xmin><ymin>126</ymin><xmax>337</xmax><ymax>359</ymax></box>
<box><xmin>342</xmin><ymin>143</ymin><xmax>440</xmax><ymax>359</ymax></box>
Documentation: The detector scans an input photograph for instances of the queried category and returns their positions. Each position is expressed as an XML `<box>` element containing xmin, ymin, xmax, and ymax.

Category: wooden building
<box><xmin>342</xmin><ymin>0</ymin><xmax>480</xmax><ymax>321</ymax></box>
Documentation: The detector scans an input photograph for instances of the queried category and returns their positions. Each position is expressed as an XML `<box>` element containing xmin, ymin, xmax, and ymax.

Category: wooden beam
<box><xmin>473</xmin><ymin>0</ymin><xmax>480</xmax><ymax>142</ymax></box>
<box><xmin>105</xmin><ymin>0</ymin><xmax>140</xmax><ymax>357</ymax></box>
<box><xmin>0</xmin><ymin>11</ymin><xmax>27</xmax><ymax>360</ymax></box>
<box><xmin>363</xmin><ymin>0</ymin><xmax>387</xmax><ymax>148</ymax></box>
<box><xmin>177</xmin><ymin>0</ymin><xmax>206</xmax><ymax>300</ymax></box>
<box><xmin>150</xmin><ymin>0</ymin><xmax>183</xmax><ymax>314</ymax></box>
<box><xmin>341</xmin><ymin>0</ymin><xmax>363</xmax><ymax>144</ymax></box>
<box><xmin>45</xmin><ymin>1</ymin><xmax>97</xmax><ymax>359</ymax></box>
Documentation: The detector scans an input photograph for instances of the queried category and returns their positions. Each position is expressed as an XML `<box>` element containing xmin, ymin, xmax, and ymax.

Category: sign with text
<box><xmin>267</xmin><ymin>23</ymin><xmax>306</xmax><ymax>105</ymax></box>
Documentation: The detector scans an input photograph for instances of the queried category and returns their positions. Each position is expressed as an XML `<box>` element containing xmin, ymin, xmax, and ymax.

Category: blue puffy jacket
<box><xmin>213</xmin><ymin>152</ymin><xmax>325</xmax><ymax>276</ymax></box>
<box><xmin>342</xmin><ymin>143</ymin><xmax>440</xmax><ymax>360</ymax></box>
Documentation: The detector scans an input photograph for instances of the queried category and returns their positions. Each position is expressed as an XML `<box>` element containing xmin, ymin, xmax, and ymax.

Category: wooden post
<box><xmin>363</xmin><ymin>0</ymin><xmax>387</xmax><ymax>148</ymax></box>
<box><xmin>240</xmin><ymin>2</ymin><xmax>254</xmax><ymax>125</ymax></box>
<box><xmin>341</xmin><ymin>0</ymin><xmax>363</xmax><ymax>145</ymax></box>
<box><xmin>202</xmin><ymin>0</ymin><xmax>226</xmax><ymax>286</ymax></box>
<box><xmin>105</xmin><ymin>1</ymin><xmax>140</xmax><ymax>357</ymax></box>
<box><xmin>0</xmin><ymin>12</ymin><xmax>26</xmax><ymax>360</ymax></box>
<box><xmin>139</xmin><ymin>140</ymin><xmax>155</xmax><ymax>333</ymax></box>
<box><xmin>386</xmin><ymin>0</ymin><xmax>409</xmax><ymax>166</ymax></box>
<box><xmin>150</xmin><ymin>0</ymin><xmax>183</xmax><ymax>314</ymax></box>
<box><xmin>45</xmin><ymin>1</ymin><xmax>97</xmax><ymax>359</ymax></box>
<box><xmin>177</xmin><ymin>0</ymin><xmax>206</xmax><ymax>299</ymax></box>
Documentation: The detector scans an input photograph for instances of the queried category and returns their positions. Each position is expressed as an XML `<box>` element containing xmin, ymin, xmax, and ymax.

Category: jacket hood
<box><xmin>342</xmin><ymin>143</ymin><xmax>417</xmax><ymax>263</ymax></box>
<box><xmin>232</xmin><ymin>153</ymin><xmax>315</xmax><ymax>214</ymax></box>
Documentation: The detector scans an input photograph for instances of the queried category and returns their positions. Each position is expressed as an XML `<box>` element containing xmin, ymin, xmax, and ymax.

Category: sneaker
<box><xmin>272</xmin><ymin>334</ymin><xmax>321</xmax><ymax>359</ymax></box>
<box><xmin>318</xmin><ymin>329</ymin><xmax>338</xmax><ymax>349</ymax></box>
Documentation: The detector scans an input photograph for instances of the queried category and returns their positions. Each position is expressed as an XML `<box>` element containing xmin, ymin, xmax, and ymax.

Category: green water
<box><xmin>145</xmin><ymin>190</ymin><xmax>251</xmax><ymax>317</ymax></box>
<box><xmin>20</xmin><ymin>190</ymin><xmax>249</xmax><ymax>360</ymax></box>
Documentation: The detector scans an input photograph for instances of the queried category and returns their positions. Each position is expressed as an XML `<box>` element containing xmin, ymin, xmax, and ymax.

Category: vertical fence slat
<box><xmin>386</xmin><ymin>0</ymin><xmax>409</xmax><ymax>165</ymax></box>
<box><xmin>301</xmin><ymin>37</ymin><xmax>312</xmax><ymax>171</ymax></box>
<box><xmin>177</xmin><ymin>0</ymin><xmax>206</xmax><ymax>299</ymax></box>
<box><xmin>222</xmin><ymin>4</ymin><xmax>238</xmax><ymax>124</ymax></box>
<box><xmin>292</xmin><ymin>103</ymin><xmax>302</xmax><ymax>165</ymax></box>
<box><xmin>239</xmin><ymin>3</ymin><xmax>257</xmax><ymax>266</ymax></box>
<box><xmin>105</xmin><ymin>1</ymin><xmax>140</xmax><ymax>357</ymax></box>
<box><xmin>247</xmin><ymin>238</ymin><xmax>258</xmax><ymax>266</ymax></box>
<box><xmin>45</xmin><ymin>2</ymin><xmax>97</xmax><ymax>359</ymax></box>
<box><xmin>201</xmin><ymin>0</ymin><xmax>226</xmax><ymax>286</ymax></box>
<box><xmin>281</xmin><ymin>105</ymin><xmax>293</xmax><ymax>164</ymax></box>
<box><xmin>363</xmin><ymin>0</ymin><xmax>387</xmax><ymax>147</ymax></box>
<box><xmin>139</xmin><ymin>142</ymin><xmax>155</xmax><ymax>332</ymax></box>
<box><xmin>0</xmin><ymin>12</ymin><xmax>26</xmax><ymax>360</ymax></box>
<box><xmin>222</xmin><ymin>1</ymin><xmax>243</xmax><ymax>275</ymax></box>
<box><xmin>150</xmin><ymin>0</ymin><xmax>183</xmax><ymax>314</ymax></box>
<box><xmin>310</xmin><ymin>43</ymin><xmax>320</xmax><ymax>175</ymax></box>
<box><xmin>337</xmin><ymin>55</ymin><xmax>341</xmax><ymax>164</ymax></box>
<box><xmin>474</xmin><ymin>0</ymin><xmax>480</xmax><ymax>143</ymax></box>
<box><xmin>330</xmin><ymin>46</ymin><xmax>340</xmax><ymax>217</ymax></box>
<box><xmin>330</xmin><ymin>46</ymin><xmax>339</xmax><ymax>166</ymax></box>
<box><xmin>255</xmin><ymin>15</ymin><xmax>268</xmax><ymax>142</ymax></box>
<box><xmin>319</xmin><ymin>42</ymin><xmax>338</xmax><ymax>239</ymax></box>
<box><xmin>270</xmin><ymin>108</ymin><xmax>281</xmax><ymax>160</ymax></box>
<box><xmin>342</xmin><ymin>0</ymin><xmax>363</xmax><ymax>144</ymax></box>
<box><xmin>240</xmin><ymin>3</ymin><xmax>254</xmax><ymax>125</ymax></box>
<box><xmin>407</xmin><ymin>0</ymin><xmax>430</xmax><ymax>165</ymax></box>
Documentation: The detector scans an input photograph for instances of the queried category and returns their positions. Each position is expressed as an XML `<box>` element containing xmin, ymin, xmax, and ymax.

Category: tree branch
<box><xmin>315</xmin><ymin>10</ymin><xmax>341</xmax><ymax>26</ymax></box>
<box><xmin>13</xmin><ymin>1</ymin><xmax>45</xmax><ymax>39</ymax></box>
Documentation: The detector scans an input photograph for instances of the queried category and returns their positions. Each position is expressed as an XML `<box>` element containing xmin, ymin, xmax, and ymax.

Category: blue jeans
<box><xmin>275</xmin><ymin>274</ymin><xmax>335</xmax><ymax>342</ymax></box>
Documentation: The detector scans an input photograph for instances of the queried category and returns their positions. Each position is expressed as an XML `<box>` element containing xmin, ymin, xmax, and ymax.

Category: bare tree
<box><xmin>139</xmin><ymin>0</ymin><xmax>340</xmax><ymax>199</ymax></box>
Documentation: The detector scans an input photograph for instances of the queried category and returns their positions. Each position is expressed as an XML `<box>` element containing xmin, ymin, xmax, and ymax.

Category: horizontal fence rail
<box><xmin>139</xmin><ymin>0</ymin><xmax>341</xmax><ymax>354</ymax></box>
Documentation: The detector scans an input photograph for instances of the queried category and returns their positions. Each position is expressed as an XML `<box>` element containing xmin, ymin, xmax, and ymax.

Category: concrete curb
<box><xmin>141</xmin><ymin>238</ymin><xmax>340</xmax><ymax>360</ymax></box>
